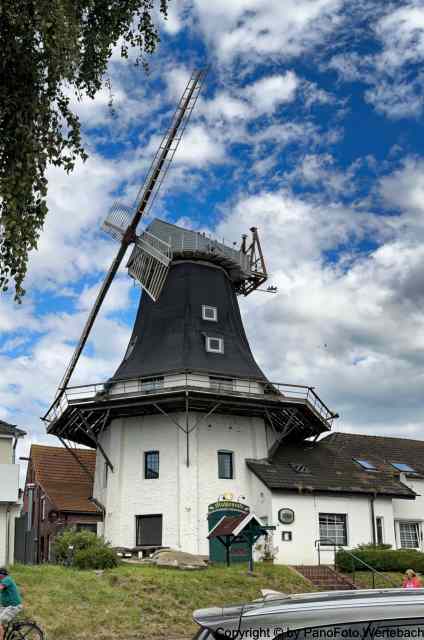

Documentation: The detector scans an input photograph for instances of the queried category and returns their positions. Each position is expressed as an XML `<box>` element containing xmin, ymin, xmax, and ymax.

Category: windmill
<box><xmin>44</xmin><ymin>66</ymin><xmax>336</xmax><ymax>484</ymax></box>
<box><xmin>54</xmin><ymin>68</ymin><xmax>208</xmax><ymax>404</ymax></box>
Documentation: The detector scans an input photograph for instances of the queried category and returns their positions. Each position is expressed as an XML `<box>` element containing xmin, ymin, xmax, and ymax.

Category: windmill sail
<box><xmin>101</xmin><ymin>203</ymin><xmax>133</xmax><ymax>242</ymax></box>
<box><xmin>49</xmin><ymin>68</ymin><xmax>208</xmax><ymax>403</ymax></box>
<box><xmin>127</xmin><ymin>231</ymin><xmax>172</xmax><ymax>301</ymax></box>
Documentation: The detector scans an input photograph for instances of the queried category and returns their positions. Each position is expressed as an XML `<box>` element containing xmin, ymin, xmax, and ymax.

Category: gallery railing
<box><xmin>43</xmin><ymin>372</ymin><xmax>337</xmax><ymax>427</ymax></box>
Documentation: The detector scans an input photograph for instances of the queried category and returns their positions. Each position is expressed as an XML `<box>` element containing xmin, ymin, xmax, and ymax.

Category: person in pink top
<box><xmin>402</xmin><ymin>569</ymin><xmax>422</xmax><ymax>588</ymax></box>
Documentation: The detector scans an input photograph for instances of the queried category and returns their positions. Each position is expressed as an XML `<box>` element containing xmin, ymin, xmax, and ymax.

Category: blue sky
<box><xmin>1</xmin><ymin>0</ymin><xmax>424</xmax><ymax>456</ymax></box>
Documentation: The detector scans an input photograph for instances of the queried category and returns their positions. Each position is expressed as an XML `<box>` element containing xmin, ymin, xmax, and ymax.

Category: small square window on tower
<box><xmin>202</xmin><ymin>305</ymin><xmax>218</xmax><ymax>322</ymax></box>
<box><xmin>206</xmin><ymin>336</ymin><xmax>224</xmax><ymax>354</ymax></box>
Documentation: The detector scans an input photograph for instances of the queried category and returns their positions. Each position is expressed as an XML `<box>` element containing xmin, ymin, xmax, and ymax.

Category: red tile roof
<box><xmin>208</xmin><ymin>515</ymin><xmax>247</xmax><ymax>538</ymax></box>
<box><xmin>30</xmin><ymin>444</ymin><xmax>98</xmax><ymax>513</ymax></box>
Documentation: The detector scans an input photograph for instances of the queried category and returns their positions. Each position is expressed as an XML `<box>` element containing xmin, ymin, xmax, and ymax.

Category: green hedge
<box><xmin>336</xmin><ymin>547</ymin><xmax>424</xmax><ymax>573</ymax></box>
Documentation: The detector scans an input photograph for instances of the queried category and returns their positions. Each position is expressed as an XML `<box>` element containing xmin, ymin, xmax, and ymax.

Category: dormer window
<box><xmin>206</xmin><ymin>336</ymin><xmax>224</xmax><ymax>354</ymax></box>
<box><xmin>202</xmin><ymin>305</ymin><xmax>218</xmax><ymax>322</ymax></box>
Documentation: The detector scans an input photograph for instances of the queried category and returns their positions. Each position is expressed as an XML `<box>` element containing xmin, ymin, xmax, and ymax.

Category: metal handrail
<box><xmin>42</xmin><ymin>372</ymin><xmax>336</xmax><ymax>425</ymax></box>
<box><xmin>315</xmin><ymin>539</ymin><xmax>398</xmax><ymax>589</ymax></box>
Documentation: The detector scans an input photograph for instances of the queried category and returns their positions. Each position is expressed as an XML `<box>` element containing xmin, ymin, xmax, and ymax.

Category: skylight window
<box><xmin>289</xmin><ymin>463</ymin><xmax>311</xmax><ymax>474</ymax></box>
<box><xmin>391</xmin><ymin>462</ymin><xmax>417</xmax><ymax>473</ymax></box>
<box><xmin>353</xmin><ymin>459</ymin><xmax>377</xmax><ymax>471</ymax></box>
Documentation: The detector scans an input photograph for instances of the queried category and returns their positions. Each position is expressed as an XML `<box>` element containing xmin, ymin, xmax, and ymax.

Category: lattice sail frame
<box><xmin>127</xmin><ymin>231</ymin><xmax>172</xmax><ymax>301</ymax></box>
<box><xmin>101</xmin><ymin>204</ymin><xmax>133</xmax><ymax>242</ymax></box>
<box><xmin>101</xmin><ymin>68</ymin><xmax>208</xmax><ymax>301</ymax></box>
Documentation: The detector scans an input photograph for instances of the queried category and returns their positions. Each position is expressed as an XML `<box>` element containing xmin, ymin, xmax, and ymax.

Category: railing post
<box><xmin>372</xmin><ymin>572</ymin><xmax>375</xmax><ymax>589</ymax></box>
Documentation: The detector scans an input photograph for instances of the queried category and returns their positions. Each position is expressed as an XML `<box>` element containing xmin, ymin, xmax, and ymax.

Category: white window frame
<box><xmin>397</xmin><ymin>520</ymin><xmax>422</xmax><ymax>549</ymax></box>
<box><xmin>319</xmin><ymin>513</ymin><xmax>348</xmax><ymax>546</ymax></box>
<box><xmin>202</xmin><ymin>305</ymin><xmax>218</xmax><ymax>322</ymax></box>
<box><xmin>206</xmin><ymin>336</ymin><xmax>224</xmax><ymax>354</ymax></box>
<box><xmin>41</xmin><ymin>496</ymin><xmax>46</xmax><ymax>521</ymax></box>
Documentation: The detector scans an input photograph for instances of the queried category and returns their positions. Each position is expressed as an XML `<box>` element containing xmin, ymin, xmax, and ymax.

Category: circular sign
<box><xmin>278</xmin><ymin>508</ymin><xmax>294</xmax><ymax>525</ymax></box>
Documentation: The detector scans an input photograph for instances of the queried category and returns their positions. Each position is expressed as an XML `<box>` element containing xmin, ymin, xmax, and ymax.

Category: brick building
<box><xmin>23</xmin><ymin>444</ymin><xmax>102</xmax><ymax>563</ymax></box>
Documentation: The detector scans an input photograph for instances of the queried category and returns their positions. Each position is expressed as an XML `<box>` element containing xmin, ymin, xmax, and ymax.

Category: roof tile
<box><xmin>30</xmin><ymin>445</ymin><xmax>97</xmax><ymax>513</ymax></box>
<box><xmin>247</xmin><ymin>432</ymin><xmax>419</xmax><ymax>498</ymax></box>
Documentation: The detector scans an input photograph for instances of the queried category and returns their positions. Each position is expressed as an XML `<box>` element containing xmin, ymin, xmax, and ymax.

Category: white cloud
<box><xmin>244</xmin><ymin>72</ymin><xmax>299</xmax><ymax>113</ymax></box>
<box><xmin>376</xmin><ymin>2</ymin><xmax>424</xmax><ymax>70</ymax></box>
<box><xmin>192</xmin><ymin>0</ymin><xmax>344</xmax><ymax>63</ymax></box>
<box><xmin>328</xmin><ymin>2</ymin><xmax>424</xmax><ymax>118</ymax></box>
<box><xmin>379</xmin><ymin>157</ymin><xmax>424</xmax><ymax>224</ymax></box>
<box><xmin>211</xmin><ymin>161</ymin><xmax>424</xmax><ymax>437</ymax></box>
<box><xmin>286</xmin><ymin>153</ymin><xmax>358</xmax><ymax>196</ymax></box>
<box><xmin>199</xmin><ymin>92</ymin><xmax>251</xmax><ymax>121</ymax></box>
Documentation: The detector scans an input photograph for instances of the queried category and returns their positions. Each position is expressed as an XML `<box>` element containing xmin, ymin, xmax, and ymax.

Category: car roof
<box><xmin>193</xmin><ymin>589</ymin><xmax>424</xmax><ymax>634</ymax></box>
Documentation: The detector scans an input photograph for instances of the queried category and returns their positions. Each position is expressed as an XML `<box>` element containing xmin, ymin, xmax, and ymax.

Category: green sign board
<box><xmin>208</xmin><ymin>500</ymin><xmax>250</xmax><ymax>564</ymax></box>
<box><xmin>208</xmin><ymin>501</ymin><xmax>250</xmax><ymax>515</ymax></box>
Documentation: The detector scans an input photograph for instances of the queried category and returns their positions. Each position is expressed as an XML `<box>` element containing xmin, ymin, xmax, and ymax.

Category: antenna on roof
<box><xmin>52</xmin><ymin>68</ymin><xmax>208</xmax><ymax>404</ymax></box>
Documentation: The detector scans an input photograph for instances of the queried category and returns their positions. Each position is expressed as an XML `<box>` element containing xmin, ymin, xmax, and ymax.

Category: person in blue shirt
<box><xmin>0</xmin><ymin>568</ymin><xmax>23</xmax><ymax>640</ymax></box>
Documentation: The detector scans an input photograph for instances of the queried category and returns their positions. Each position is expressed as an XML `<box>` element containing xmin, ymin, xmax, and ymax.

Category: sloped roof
<box><xmin>208</xmin><ymin>515</ymin><xmax>247</xmax><ymax>538</ymax></box>
<box><xmin>30</xmin><ymin>444</ymin><xmax>98</xmax><ymax>513</ymax></box>
<box><xmin>113</xmin><ymin>261</ymin><xmax>267</xmax><ymax>382</ymax></box>
<box><xmin>0</xmin><ymin>419</ymin><xmax>26</xmax><ymax>438</ymax></box>
<box><xmin>325</xmin><ymin>432</ymin><xmax>424</xmax><ymax>476</ymax></box>
<box><xmin>247</xmin><ymin>432</ymin><xmax>418</xmax><ymax>499</ymax></box>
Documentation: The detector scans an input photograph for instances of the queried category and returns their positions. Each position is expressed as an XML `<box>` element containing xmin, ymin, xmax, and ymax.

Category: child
<box><xmin>0</xmin><ymin>568</ymin><xmax>23</xmax><ymax>640</ymax></box>
<box><xmin>402</xmin><ymin>569</ymin><xmax>422</xmax><ymax>589</ymax></box>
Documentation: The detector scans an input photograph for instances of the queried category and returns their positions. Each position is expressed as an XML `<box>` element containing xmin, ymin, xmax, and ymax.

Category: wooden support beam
<box><xmin>153</xmin><ymin>402</ymin><xmax>186</xmax><ymax>433</ymax></box>
<box><xmin>267</xmin><ymin>409</ymin><xmax>299</xmax><ymax>459</ymax></box>
<box><xmin>78</xmin><ymin>410</ymin><xmax>114</xmax><ymax>472</ymax></box>
<box><xmin>58</xmin><ymin>436</ymin><xmax>94</xmax><ymax>483</ymax></box>
<box><xmin>188</xmin><ymin>402</ymin><xmax>222</xmax><ymax>434</ymax></box>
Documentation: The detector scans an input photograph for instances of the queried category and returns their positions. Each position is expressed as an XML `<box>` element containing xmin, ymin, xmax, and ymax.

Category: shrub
<box><xmin>53</xmin><ymin>529</ymin><xmax>118</xmax><ymax>569</ymax></box>
<box><xmin>53</xmin><ymin>530</ymin><xmax>102</xmax><ymax>564</ymax></box>
<box><xmin>336</xmin><ymin>547</ymin><xmax>424</xmax><ymax>573</ymax></box>
<box><xmin>356</xmin><ymin>543</ymin><xmax>392</xmax><ymax>551</ymax></box>
<box><xmin>73</xmin><ymin>545</ymin><xmax>118</xmax><ymax>570</ymax></box>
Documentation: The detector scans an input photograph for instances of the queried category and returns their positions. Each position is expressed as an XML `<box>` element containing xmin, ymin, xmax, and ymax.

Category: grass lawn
<box><xmin>11</xmin><ymin>562</ymin><xmax>313</xmax><ymax>640</ymax></box>
<box><xmin>349</xmin><ymin>571</ymin><xmax>404</xmax><ymax>589</ymax></box>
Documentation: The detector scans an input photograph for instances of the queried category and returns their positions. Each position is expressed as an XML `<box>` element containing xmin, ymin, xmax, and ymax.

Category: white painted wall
<box><xmin>0</xmin><ymin>504</ymin><xmax>20</xmax><ymax>566</ymax></box>
<box><xmin>0</xmin><ymin>465</ymin><xmax>20</xmax><ymax>502</ymax></box>
<box><xmin>0</xmin><ymin>436</ymin><xmax>13</xmax><ymax>464</ymax></box>
<box><xmin>94</xmin><ymin>412</ymin><xmax>272</xmax><ymax>555</ymax></box>
<box><xmin>0</xmin><ymin>433</ymin><xmax>20</xmax><ymax>565</ymax></box>
<box><xmin>92</xmin><ymin>409</ymin><xmax>424</xmax><ymax>565</ymax></box>
<box><xmin>269</xmin><ymin>492</ymin><xmax>396</xmax><ymax>565</ymax></box>
<box><xmin>392</xmin><ymin>476</ymin><xmax>424</xmax><ymax>551</ymax></box>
